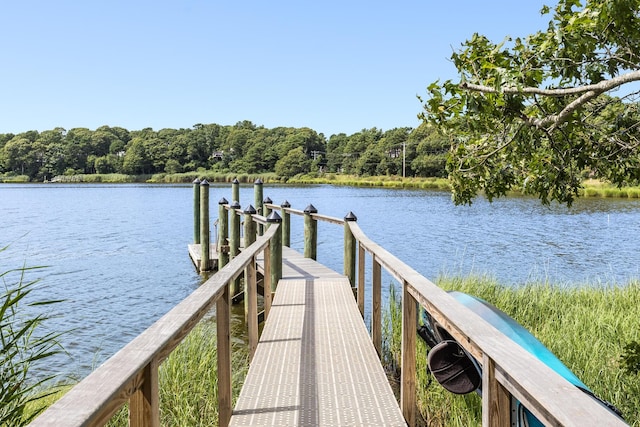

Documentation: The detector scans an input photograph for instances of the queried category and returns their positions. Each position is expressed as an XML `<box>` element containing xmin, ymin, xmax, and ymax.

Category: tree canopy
<box><xmin>0</xmin><ymin>122</ymin><xmax>448</xmax><ymax>182</ymax></box>
<box><xmin>420</xmin><ymin>0</ymin><xmax>640</xmax><ymax>205</ymax></box>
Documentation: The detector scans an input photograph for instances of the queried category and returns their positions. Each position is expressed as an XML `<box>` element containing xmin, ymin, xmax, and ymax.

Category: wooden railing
<box><xmin>30</xmin><ymin>224</ymin><xmax>281</xmax><ymax>427</ymax></box>
<box><xmin>345</xmin><ymin>220</ymin><xmax>626</xmax><ymax>427</ymax></box>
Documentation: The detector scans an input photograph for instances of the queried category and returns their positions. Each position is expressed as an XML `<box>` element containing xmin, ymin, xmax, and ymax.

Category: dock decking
<box><xmin>229</xmin><ymin>248</ymin><xmax>406</xmax><ymax>427</ymax></box>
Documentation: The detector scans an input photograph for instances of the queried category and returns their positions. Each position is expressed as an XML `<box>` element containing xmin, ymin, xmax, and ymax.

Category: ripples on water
<box><xmin>1</xmin><ymin>183</ymin><xmax>639</xmax><ymax>381</ymax></box>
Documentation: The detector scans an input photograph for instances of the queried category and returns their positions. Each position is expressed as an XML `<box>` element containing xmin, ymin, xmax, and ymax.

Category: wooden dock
<box><xmin>230</xmin><ymin>248</ymin><xmax>405</xmax><ymax>426</ymax></box>
<box><xmin>30</xmin><ymin>181</ymin><xmax>628</xmax><ymax>427</ymax></box>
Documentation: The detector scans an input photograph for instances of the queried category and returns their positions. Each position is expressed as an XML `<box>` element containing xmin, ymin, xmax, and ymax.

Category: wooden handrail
<box><xmin>30</xmin><ymin>225</ymin><xmax>280</xmax><ymax>427</ymax></box>
<box><xmin>346</xmin><ymin>221</ymin><xmax>625</xmax><ymax>426</ymax></box>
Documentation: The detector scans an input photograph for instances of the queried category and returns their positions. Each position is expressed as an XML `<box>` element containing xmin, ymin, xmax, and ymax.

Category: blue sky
<box><xmin>1</xmin><ymin>1</ymin><xmax>549</xmax><ymax>137</ymax></box>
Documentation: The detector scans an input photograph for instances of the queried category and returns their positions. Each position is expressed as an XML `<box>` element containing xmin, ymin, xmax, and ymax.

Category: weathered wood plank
<box><xmin>229</xmin><ymin>255</ymin><xmax>405</xmax><ymax>427</ymax></box>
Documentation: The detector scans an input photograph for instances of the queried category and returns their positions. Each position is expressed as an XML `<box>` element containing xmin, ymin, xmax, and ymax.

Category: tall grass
<box><xmin>1</xmin><ymin>247</ymin><xmax>65</xmax><ymax>426</ymax></box>
<box><xmin>383</xmin><ymin>277</ymin><xmax>640</xmax><ymax>426</ymax></box>
<box><xmin>105</xmin><ymin>318</ymin><xmax>249</xmax><ymax>426</ymax></box>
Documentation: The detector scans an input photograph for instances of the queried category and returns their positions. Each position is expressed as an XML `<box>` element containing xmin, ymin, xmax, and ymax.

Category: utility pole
<box><xmin>402</xmin><ymin>142</ymin><xmax>406</xmax><ymax>178</ymax></box>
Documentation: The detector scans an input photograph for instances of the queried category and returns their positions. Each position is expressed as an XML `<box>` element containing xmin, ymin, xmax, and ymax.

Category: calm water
<box><xmin>2</xmin><ymin>183</ymin><xmax>640</xmax><ymax>380</ymax></box>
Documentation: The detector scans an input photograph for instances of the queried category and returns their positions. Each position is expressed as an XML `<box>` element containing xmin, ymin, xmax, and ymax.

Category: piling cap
<box><xmin>266</xmin><ymin>211</ymin><xmax>282</xmax><ymax>223</ymax></box>
<box><xmin>193</xmin><ymin>178</ymin><xmax>201</xmax><ymax>184</ymax></box>
<box><xmin>200</xmin><ymin>179</ymin><xmax>209</xmax><ymax>186</ymax></box>
<box><xmin>304</xmin><ymin>204</ymin><xmax>318</xmax><ymax>214</ymax></box>
<box><xmin>244</xmin><ymin>204</ymin><xmax>257</xmax><ymax>214</ymax></box>
<box><xmin>219</xmin><ymin>197</ymin><xmax>228</xmax><ymax>205</ymax></box>
<box><xmin>254</xmin><ymin>178</ymin><xmax>263</xmax><ymax>185</ymax></box>
<box><xmin>281</xmin><ymin>200</ymin><xmax>291</xmax><ymax>208</ymax></box>
<box><xmin>230</xmin><ymin>200</ymin><xmax>241</xmax><ymax>209</ymax></box>
<box><xmin>263</xmin><ymin>196</ymin><xmax>272</xmax><ymax>204</ymax></box>
<box><xmin>232</xmin><ymin>178</ymin><xmax>239</xmax><ymax>184</ymax></box>
<box><xmin>344</xmin><ymin>211</ymin><xmax>358</xmax><ymax>221</ymax></box>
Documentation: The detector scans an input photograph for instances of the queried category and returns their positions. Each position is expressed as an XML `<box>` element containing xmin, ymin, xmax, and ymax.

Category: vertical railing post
<box><xmin>267</xmin><ymin>211</ymin><xmax>282</xmax><ymax>294</ymax></box>
<box><xmin>199</xmin><ymin>179</ymin><xmax>211</xmax><ymax>272</ymax></box>
<box><xmin>193</xmin><ymin>178</ymin><xmax>201</xmax><ymax>244</ymax></box>
<box><xmin>281</xmin><ymin>201</ymin><xmax>291</xmax><ymax>247</ymax></box>
<box><xmin>254</xmin><ymin>179</ymin><xmax>264</xmax><ymax>236</ymax></box>
<box><xmin>217</xmin><ymin>284</ymin><xmax>232</xmax><ymax>427</ymax></box>
<box><xmin>231</xmin><ymin>178</ymin><xmax>240</xmax><ymax>206</ymax></box>
<box><xmin>482</xmin><ymin>354</ymin><xmax>512</xmax><ymax>427</ymax></box>
<box><xmin>303</xmin><ymin>204</ymin><xmax>318</xmax><ymax>260</ymax></box>
<box><xmin>229</xmin><ymin>200</ymin><xmax>241</xmax><ymax>297</ymax></box>
<box><xmin>372</xmin><ymin>256</ymin><xmax>382</xmax><ymax>357</ymax></box>
<box><xmin>218</xmin><ymin>198</ymin><xmax>229</xmax><ymax>269</ymax></box>
<box><xmin>344</xmin><ymin>212</ymin><xmax>357</xmax><ymax>287</ymax></box>
<box><xmin>401</xmin><ymin>280</ymin><xmax>417</xmax><ymax>427</ymax></box>
<box><xmin>129</xmin><ymin>359</ymin><xmax>159</xmax><ymax>427</ymax></box>
<box><xmin>263</xmin><ymin>197</ymin><xmax>272</xmax><ymax>230</ymax></box>
<box><xmin>357</xmin><ymin>242</ymin><xmax>365</xmax><ymax>317</ymax></box>
<box><xmin>243</xmin><ymin>205</ymin><xmax>257</xmax><ymax>321</ymax></box>
<box><xmin>247</xmin><ymin>256</ymin><xmax>258</xmax><ymax>361</ymax></box>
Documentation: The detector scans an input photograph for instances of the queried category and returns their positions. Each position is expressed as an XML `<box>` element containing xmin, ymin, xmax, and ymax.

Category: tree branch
<box><xmin>459</xmin><ymin>69</ymin><xmax>640</xmax><ymax>96</ymax></box>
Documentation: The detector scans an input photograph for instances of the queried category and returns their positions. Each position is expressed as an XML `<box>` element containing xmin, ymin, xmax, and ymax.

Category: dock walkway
<box><xmin>229</xmin><ymin>247</ymin><xmax>406</xmax><ymax>426</ymax></box>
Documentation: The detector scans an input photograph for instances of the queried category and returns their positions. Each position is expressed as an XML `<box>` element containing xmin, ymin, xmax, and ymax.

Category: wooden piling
<box><xmin>218</xmin><ymin>198</ymin><xmax>229</xmax><ymax>269</ymax></box>
<box><xmin>281</xmin><ymin>201</ymin><xmax>291</xmax><ymax>247</ymax></box>
<box><xmin>254</xmin><ymin>179</ymin><xmax>263</xmax><ymax>236</ymax></box>
<box><xmin>232</xmin><ymin>178</ymin><xmax>240</xmax><ymax>206</ymax></box>
<box><xmin>266</xmin><ymin>211</ymin><xmax>282</xmax><ymax>293</ymax></box>
<box><xmin>193</xmin><ymin>178</ymin><xmax>201</xmax><ymax>244</ymax></box>
<box><xmin>199</xmin><ymin>180</ymin><xmax>211</xmax><ymax>272</ymax></box>
<box><xmin>344</xmin><ymin>212</ymin><xmax>357</xmax><ymax>286</ymax></box>
<box><xmin>229</xmin><ymin>200</ymin><xmax>241</xmax><ymax>296</ymax></box>
<box><xmin>244</xmin><ymin>205</ymin><xmax>257</xmax><ymax>320</ymax></box>
<box><xmin>304</xmin><ymin>204</ymin><xmax>318</xmax><ymax>260</ymax></box>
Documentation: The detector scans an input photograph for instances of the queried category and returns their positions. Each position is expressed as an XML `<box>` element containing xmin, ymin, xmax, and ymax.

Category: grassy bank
<box><xmin>11</xmin><ymin>171</ymin><xmax>640</xmax><ymax>200</ymax></box>
<box><xmin>383</xmin><ymin>277</ymin><xmax>640</xmax><ymax>426</ymax></box>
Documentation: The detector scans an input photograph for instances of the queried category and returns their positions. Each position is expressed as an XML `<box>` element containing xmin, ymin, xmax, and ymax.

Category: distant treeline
<box><xmin>0</xmin><ymin>121</ymin><xmax>449</xmax><ymax>182</ymax></box>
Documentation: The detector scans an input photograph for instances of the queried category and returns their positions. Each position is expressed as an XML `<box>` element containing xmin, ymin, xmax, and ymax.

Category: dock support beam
<box><xmin>344</xmin><ymin>212</ymin><xmax>357</xmax><ymax>287</ymax></box>
<box><xmin>193</xmin><ymin>178</ymin><xmax>201</xmax><ymax>244</ymax></box>
<box><xmin>199</xmin><ymin>179</ymin><xmax>211</xmax><ymax>272</ymax></box>
<box><xmin>304</xmin><ymin>204</ymin><xmax>318</xmax><ymax>260</ymax></box>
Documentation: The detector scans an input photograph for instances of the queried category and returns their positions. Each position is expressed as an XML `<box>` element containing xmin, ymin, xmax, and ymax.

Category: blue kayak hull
<box><xmin>420</xmin><ymin>291</ymin><xmax>622</xmax><ymax>426</ymax></box>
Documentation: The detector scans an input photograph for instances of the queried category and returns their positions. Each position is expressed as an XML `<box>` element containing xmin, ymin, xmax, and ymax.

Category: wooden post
<box><xmin>217</xmin><ymin>285</ymin><xmax>232</xmax><ymax>427</ymax></box>
<box><xmin>199</xmin><ymin>179</ymin><xmax>211</xmax><ymax>272</ymax></box>
<box><xmin>247</xmin><ymin>256</ymin><xmax>258</xmax><ymax>361</ymax></box>
<box><xmin>303</xmin><ymin>204</ymin><xmax>318</xmax><ymax>260</ymax></box>
<box><xmin>357</xmin><ymin>243</ymin><xmax>365</xmax><ymax>317</ymax></box>
<box><xmin>218</xmin><ymin>198</ymin><xmax>229</xmax><ymax>269</ymax></box>
<box><xmin>372</xmin><ymin>256</ymin><xmax>382</xmax><ymax>357</ymax></box>
<box><xmin>263</xmin><ymin>197</ymin><xmax>272</xmax><ymax>230</ymax></box>
<box><xmin>267</xmin><ymin>211</ymin><xmax>282</xmax><ymax>294</ymax></box>
<box><xmin>232</xmin><ymin>178</ymin><xmax>240</xmax><ymax>206</ymax></box>
<box><xmin>229</xmin><ymin>200</ymin><xmax>241</xmax><ymax>297</ymax></box>
<box><xmin>263</xmin><ymin>244</ymin><xmax>272</xmax><ymax>320</ymax></box>
<box><xmin>401</xmin><ymin>281</ymin><xmax>417</xmax><ymax>427</ymax></box>
<box><xmin>129</xmin><ymin>359</ymin><xmax>159</xmax><ymax>427</ymax></box>
<box><xmin>482</xmin><ymin>354</ymin><xmax>512</xmax><ymax>427</ymax></box>
<box><xmin>254</xmin><ymin>179</ymin><xmax>263</xmax><ymax>236</ymax></box>
<box><xmin>281</xmin><ymin>200</ymin><xmax>291</xmax><ymax>247</ymax></box>
<box><xmin>193</xmin><ymin>178</ymin><xmax>201</xmax><ymax>244</ymax></box>
<box><xmin>343</xmin><ymin>212</ymin><xmax>357</xmax><ymax>287</ymax></box>
<box><xmin>243</xmin><ymin>205</ymin><xmax>257</xmax><ymax>321</ymax></box>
